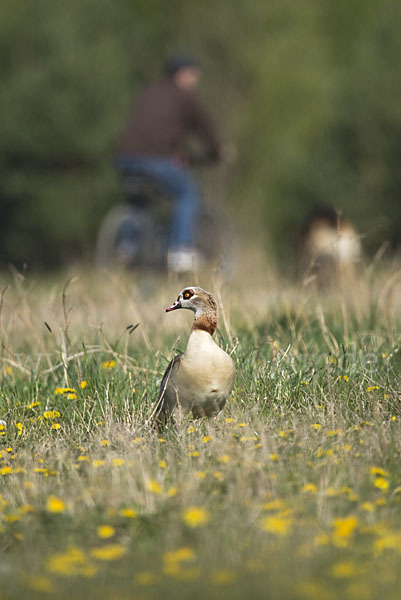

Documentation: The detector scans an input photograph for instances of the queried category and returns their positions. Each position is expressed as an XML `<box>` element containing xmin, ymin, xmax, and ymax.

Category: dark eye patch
<box><xmin>182</xmin><ymin>289</ymin><xmax>194</xmax><ymax>300</ymax></box>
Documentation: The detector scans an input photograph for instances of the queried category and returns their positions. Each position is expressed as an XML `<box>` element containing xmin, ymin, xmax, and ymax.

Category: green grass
<box><xmin>0</xmin><ymin>266</ymin><xmax>400</xmax><ymax>599</ymax></box>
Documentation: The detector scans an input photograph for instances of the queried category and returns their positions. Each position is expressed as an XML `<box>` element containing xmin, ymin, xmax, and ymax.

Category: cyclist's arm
<box><xmin>184</xmin><ymin>93</ymin><xmax>221</xmax><ymax>162</ymax></box>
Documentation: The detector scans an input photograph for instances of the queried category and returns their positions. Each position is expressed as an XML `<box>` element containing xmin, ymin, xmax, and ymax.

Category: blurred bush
<box><xmin>1</xmin><ymin>0</ymin><xmax>400</xmax><ymax>267</ymax></box>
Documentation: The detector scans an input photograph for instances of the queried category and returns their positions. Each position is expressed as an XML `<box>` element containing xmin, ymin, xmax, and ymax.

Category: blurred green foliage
<box><xmin>1</xmin><ymin>0</ymin><xmax>401</xmax><ymax>267</ymax></box>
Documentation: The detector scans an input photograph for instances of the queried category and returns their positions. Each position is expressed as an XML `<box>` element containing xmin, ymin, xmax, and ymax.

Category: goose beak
<box><xmin>166</xmin><ymin>299</ymin><xmax>181</xmax><ymax>312</ymax></box>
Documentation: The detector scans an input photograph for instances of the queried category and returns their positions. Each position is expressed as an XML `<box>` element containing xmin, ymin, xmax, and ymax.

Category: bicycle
<box><xmin>95</xmin><ymin>162</ymin><xmax>235</xmax><ymax>276</ymax></box>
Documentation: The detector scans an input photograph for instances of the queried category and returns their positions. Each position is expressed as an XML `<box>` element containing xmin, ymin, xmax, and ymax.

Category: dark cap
<box><xmin>164</xmin><ymin>55</ymin><xmax>200</xmax><ymax>77</ymax></box>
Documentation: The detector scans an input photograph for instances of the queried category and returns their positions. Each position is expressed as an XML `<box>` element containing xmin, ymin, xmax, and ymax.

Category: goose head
<box><xmin>166</xmin><ymin>287</ymin><xmax>217</xmax><ymax>334</ymax></box>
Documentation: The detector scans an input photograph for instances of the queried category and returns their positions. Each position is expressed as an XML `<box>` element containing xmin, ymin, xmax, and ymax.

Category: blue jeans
<box><xmin>115</xmin><ymin>156</ymin><xmax>200</xmax><ymax>250</ymax></box>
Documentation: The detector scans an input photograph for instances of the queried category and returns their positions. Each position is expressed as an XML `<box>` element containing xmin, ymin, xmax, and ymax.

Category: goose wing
<box><xmin>154</xmin><ymin>353</ymin><xmax>182</xmax><ymax>423</ymax></box>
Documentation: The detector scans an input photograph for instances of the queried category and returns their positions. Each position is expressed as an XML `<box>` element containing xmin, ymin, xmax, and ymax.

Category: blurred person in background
<box><xmin>115</xmin><ymin>55</ymin><xmax>222</xmax><ymax>273</ymax></box>
<box><xmin>301</xmin><ymin>205</ymin><xmax>362</xmax><ymax>288</ymax></box>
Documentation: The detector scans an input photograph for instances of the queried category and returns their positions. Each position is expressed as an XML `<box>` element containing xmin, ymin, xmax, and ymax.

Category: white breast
<box><xmin>167</xmin><ymin>329</ymin><xmax>235</xmax><ymax>416</ymax></box>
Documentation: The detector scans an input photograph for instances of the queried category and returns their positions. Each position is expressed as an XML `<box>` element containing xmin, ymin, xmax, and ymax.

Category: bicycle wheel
<box><xmin>95</xmin><ymin>204</ymin><xmax>155</xmax><ymax>269</ymax></box>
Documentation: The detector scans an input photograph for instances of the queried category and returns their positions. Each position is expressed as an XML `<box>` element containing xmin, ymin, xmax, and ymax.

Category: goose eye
<box><xmin>183</xmin><ymin>290</ymin><xmax>193</xmax><ymax>300</ymax></box>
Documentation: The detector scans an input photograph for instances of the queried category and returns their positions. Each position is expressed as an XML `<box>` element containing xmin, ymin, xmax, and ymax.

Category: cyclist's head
<box><xmin>164</xmin><ymin>55</ymin><xmax>201</xmax><ymax>90</ymax></box>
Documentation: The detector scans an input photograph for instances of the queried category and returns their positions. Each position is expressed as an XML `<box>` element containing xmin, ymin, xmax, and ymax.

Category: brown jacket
<box><xmin>117</xmin><ymin>78</ymin><xmax>220</xmax><ymax>161</ymax></box>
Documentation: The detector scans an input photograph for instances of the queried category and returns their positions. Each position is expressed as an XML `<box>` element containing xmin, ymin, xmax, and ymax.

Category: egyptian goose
<box><xmin>155</xmin><ymin>287</ymin><xmax>235</xmax><ymax>424</ymax></box>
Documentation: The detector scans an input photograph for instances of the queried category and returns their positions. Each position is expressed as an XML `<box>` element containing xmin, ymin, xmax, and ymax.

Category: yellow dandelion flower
<box><xmin>260</xmin><ymin>515</ymin><xmax>292</xmax><ymax>536</ymax></box>
<box><xmin>51</xmin><ymin>423</ymin><xmax>61</xmax><ymax>430</ymax></box>
<box><xmin>16</xmin><ymin>422</ymin><xmax>23</xmax><ymax>435</ymax></box>
<box><xmin>27</xmin><ymin>401</ymin><xmax>40</xmax><ymax>409</ymax></box>
<box><xmin>374</xmin><ymin>477</ymin><xmax>389</xmax><ymax>491</ymax></box>
<box><xmin>218</xmin><ymin>455</ymin><xmax>230</xmax><ymax>464</ymax></box>
<box><xmin>361</xmin><ymin>502</ymin><xmax>375</xmax><ymax>512</ymax></box>
<box><xmin>370</xmin><ymin>466</ymin><xmax>390</xmax><ymax>477</ymax></box>
<box><xmin>194</xmin><ymin>471</ymin><xmax>206</xmax><ymax>479</ymax></box>
<box><xmin>97</xmin><ymin>525</ymin><xmax>115</xmax><ymax>539</ymax></box>
<box><xmin>5</xmin><ymin>514</ymin><xmax>21</xmax><ymax>523</ymax></box>
<box><xmin>136</xmin><ymin>571</ymin><xmax>157</xmax><ymax>585</ymax></box>
<box><xmin>133</xmin><ymin>437</ymin><xmax>142</xmax><ymax>444</ymax></box>
<box><xmin>225</xmin><ymin>417</ymin><xmax>236</xmax><ymax>424</ymax></box>
<box><xmin>211</xmin><ymin>568</ymin><xmax>236</xmax><ymax>584</ymax></box>
<box><xmin>163</xmin><ymin>564</ymin><xmax>200</xmax><ymax>580</ymax></box>
<box><xmin>167</xmin><ymin>487</ymin><xmax>178</xmax><ymax>497</ymax></box>
<box><xmin>244</xmin><ymin>559</ymin><xmax>264</xmax><ymax>573</ymax></box>
<box><xmin>46</xmin><ymin>495</ymin><xmax>66</xmax><ymax>513</ymax></box>
<box><xmin>327</xmin><ymin>429</ymin><xmax>343</xmax><ymax>437</ymax></box>
<box><xmin>366</xmin><ymin>385</ymin><xmax>379</xmax><ymax>392</ymax></box>
<box><xmin>54</xmin><ymin>387</ymin><xmax>75</xmax><ymax>395</ymax></box>
<box><xmin>112</xmin><ymin>458</ymin><xmax>125</xmax><ymax>467</ymax></box>
<box><xmin>80</xmin><ymin>381</ymin><xmax>88</xmax><ymax>389</ymax></box>
<box><xmin>119</xmin><ymin>508</ymin><xmax>137</xmax><ymax>518</ymax></box>
<box><xmin>311</xmin><ymin>424</ymin><xmax>321</xmax><ymax>430</ymax></box>
<box><xmin>43</xmin><ymin>410</ymin><xmax>61</xmax><ymax>419</ymax></box>
<box><xmin>90</xmin><ymin>544</ymin><xmax>126</xmax><ymax>561</ymax></box>
<box><xmin>202</xmin><ymin>435</ymin><xmax>212</xmax><ymax>443</ymax></box>
<box><xmin>146</xmin><ymin>480</ymin><xmax>162</xmax><ymax>494</ymax></box>
<box><xmin>162</xmin><ymin>547</ymin><xmax>198</xmax><ymax>580</ymax></box>
<box><xmin>182</xmin><ymin>506</ymin><xmax>210</xmax><ymax>528</ymax></box>
<box><xmin>27</xmin><ymin>575</ymin><xmax>54</xmax><ymax>593</ymax></box>
<box><xmin>101</xmin><ymin>360</ymin><xmax>116</xmax><ymax>369</ymax></box>
<box><xmin>46</xmin><ymin>547</ymin><xmax>89</xmax><ymax>576</ymax></box>
<box><xmin>100</xmin><ymin>439</ymin><xmax>109</xmax><ymax>446</ymax></box>
<box><xmin>163</xmin><ymin>547</ymin><xmax>196</xmax><ymax>563</ymax></box>
<box><xmin>330</xmin><ymin>560</ymin><xmax>360</xmax><ymax>578</ymax></box>
<box><xmin>269</xmin><ymin>453</ymin><xmax>279</xmax><ymax>462</ymax></box>
<box><xmin>314</xmin><ymin>534</ymin><xmax>330</xmax><ymax>546</ymax></box>
<box><xmin>92</xmin><ymin>459</ymin><xmax>104</xmax><ymax>468</ymax></box>
<box><xmin>332</xmin><ymin>516</ymin><xmax>358</xmax><ymax>538</ymax></box>
<box><xmin>18</xmin><ymin>504</ymin><xmax>34</xmax><ymax>515</ymax></box>
<box><xmin>302</xmin><ymin>483</ymin><xmax>318</xmax><ymax>494</ymax></box>
<box><xmin>159</xmin><ymin>460</ymin><xmax>167</xmax><ymax>469</ymax></box>
<box><xmin>263</xmin><ymin>499</ymin><xmax>286</xmax><ymax>511</ymax></box>
<box><xmin>374</xmin><ymin>530</ymin><xmax>401</xmax><ymax>553</ymax></box>
<box><xmin>214</xmin><ymin>471</ymin><xmax>224</xmax><ymax>480</ymax></box>
<box><xmin>188</xmin><ymin>451</ymin><xmax>200</xmax><ymax>457</ymax></box>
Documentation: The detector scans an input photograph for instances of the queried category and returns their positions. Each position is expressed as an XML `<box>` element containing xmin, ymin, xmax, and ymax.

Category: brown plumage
<box><xmin>155</xmin><ymin>287</ymin><xmax>235</xmax><ymax>425</ymax></box>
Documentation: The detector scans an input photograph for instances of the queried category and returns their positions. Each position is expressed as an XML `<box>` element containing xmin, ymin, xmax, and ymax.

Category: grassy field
<box><xmin>0</xmin><ymin>261</ymin><xmax>401</xmax><ymax>600</ymax></box>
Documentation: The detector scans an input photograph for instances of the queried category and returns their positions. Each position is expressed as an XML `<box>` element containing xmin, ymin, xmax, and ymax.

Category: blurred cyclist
<box><xmin>115</xmin><ymin>55</ymin><xmax>222</xmax><ymax>272</ymax></box>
